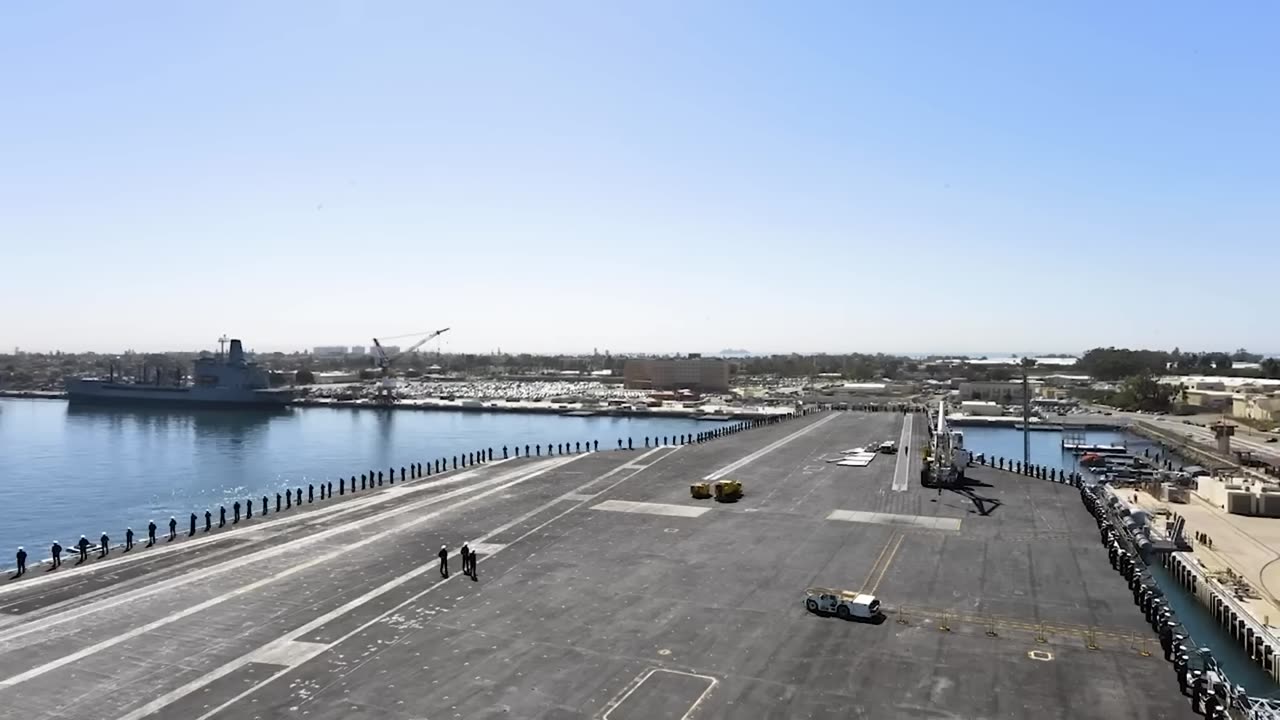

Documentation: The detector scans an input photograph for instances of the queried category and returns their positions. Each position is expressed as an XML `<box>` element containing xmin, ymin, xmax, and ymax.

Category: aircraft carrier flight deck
<box><xmin>0</xmin><ymin>411</ymin><xmax>1194</xmax><ymax>719</ymax></box>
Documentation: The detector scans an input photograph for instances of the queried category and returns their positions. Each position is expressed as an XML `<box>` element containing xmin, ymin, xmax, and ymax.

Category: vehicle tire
<box><xmin>806</xmin><ymin>599</ymin><xmax>819</xmax><ymax>612</ymax></box>
<box><xmin>836</xmin><ymin>605</ymin><xmax>851</xmax><ymax>619</ymax></box>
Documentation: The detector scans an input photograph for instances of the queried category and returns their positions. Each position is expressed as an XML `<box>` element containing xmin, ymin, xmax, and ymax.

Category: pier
<box><xmin>0</xmin><ymin>411</ymin><xmax>1195</xmax><ymax>719</ymax></box>
<box><xmin>1128</xmin><ymin>485</ymin><xmax>1280</xmax><ymax>681</ymax></box>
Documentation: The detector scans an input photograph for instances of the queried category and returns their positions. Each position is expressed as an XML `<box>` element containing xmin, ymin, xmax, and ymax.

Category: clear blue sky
<box><xmin>3</xmin><ymin>2</ymin><xmax>1276</xmax><ymax>355</ymax></box>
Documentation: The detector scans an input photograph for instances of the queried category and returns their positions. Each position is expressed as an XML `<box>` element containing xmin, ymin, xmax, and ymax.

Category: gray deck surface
<box><xmin>0</xmin><ymin>411</ymin><xmax>1195</xmax><ymax>719</ymax></box>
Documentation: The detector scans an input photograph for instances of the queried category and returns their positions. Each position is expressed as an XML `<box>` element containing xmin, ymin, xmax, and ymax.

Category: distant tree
<box><xmin>849</xmin><ymin>359</ymin><xmax>876</xmax><ymax>380</ymax></box>
<box><xmin>1262</xmin><ymin>358</ymin><xmax>1280</xmax><ymax>379</ymax></box>
<box><xmin>1078</xmin><ymin>347</ymin><xmax>1170</xmax><ymax>381</ymax></box>
<box><xmin>1111</xmin><ymin>374</ymin><xmax>1176</xmax><ymax>412</ymax></box>
<box><xmin>295</xmin><ymin>369</ymin><xmax>315</xmax><ymax>385</ymax></box>
<box><xmin>987</xmin><ymin>366</ymin><xmax>1013</xmax><ymax>382</ymax></box>
<box><xmin>881</xmin><ymin>359</ymin><xmax>902</xmax><ymax>380</ymax></box>
<box><xmin>1232</xmin><ymin>348</ymin><xmax>1263</xmax><ymax>363</ymax></box>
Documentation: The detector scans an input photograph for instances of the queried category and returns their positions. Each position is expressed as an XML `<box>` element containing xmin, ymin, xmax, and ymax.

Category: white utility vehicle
<box><xmin>804</xmin><ymin>588</ymin><xmax>882</xmax><ymax>620</ymax></box>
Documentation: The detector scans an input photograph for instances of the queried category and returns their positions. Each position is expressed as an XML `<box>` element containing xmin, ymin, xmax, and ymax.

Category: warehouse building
<box><xmin>623</xmin><ymin>355</ymin><xmax>730</xmax><ymax>393</ymax></box>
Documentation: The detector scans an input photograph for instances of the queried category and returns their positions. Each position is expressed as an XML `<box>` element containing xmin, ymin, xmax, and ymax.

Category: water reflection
<box><xmin>371</xmin><ymin>406</ymin><xmax>395</xmax><ymax>457</ymax></box>
<box><xmin>65</xmin><ymin>405</ymin><xmax>285</xmax><ymax>438</ymax></box>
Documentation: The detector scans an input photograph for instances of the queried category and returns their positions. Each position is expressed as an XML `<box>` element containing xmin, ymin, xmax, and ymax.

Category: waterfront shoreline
<box><xmin>0</xmin><ymin>390</ymin><xmax>65</xmax><ymax>399</ymax></box>
<box><xmin>291</xmin><ymin>397</ymin><xmax>792</xmax><ymax>420</ymax></box>
<box><xmin>0</xmin><ymin>390</ymin><xmax>798</xmax><ymax>420</ymax></box>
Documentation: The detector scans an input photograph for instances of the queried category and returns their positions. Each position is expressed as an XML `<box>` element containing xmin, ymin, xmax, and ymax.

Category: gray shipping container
<box><xmin>1227</xmin><ymin>491</ymin><xmax>1256</xmax><ymax>516</ymax></box>
<box><xmin>1259</xmin><ymin>494</ymin><xmax>1280</xmax><ymax>518</ymax></box>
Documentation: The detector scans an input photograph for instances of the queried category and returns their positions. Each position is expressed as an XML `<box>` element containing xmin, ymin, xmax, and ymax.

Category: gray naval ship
<box><xmin>65</xmin><ymin>337</ymin><xmax>293</xmax><ymax>408</ymax></box>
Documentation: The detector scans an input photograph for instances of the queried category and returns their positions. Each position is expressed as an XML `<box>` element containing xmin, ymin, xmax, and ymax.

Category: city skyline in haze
<box><xmin>3</xmin><ymin>2</ymin><xmax>1277</xmax><ymax>355</ymax></box>
<box><xmin>8</xmin><ymin>340</ymin><xmax>1275</xmax><ymax>360</ymax></box>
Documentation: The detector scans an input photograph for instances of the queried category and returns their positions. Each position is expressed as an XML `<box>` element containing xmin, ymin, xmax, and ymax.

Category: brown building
<box><xmin>623</xmin><ymin>355</ymin><xmax>730</xmax><ymax>393</ymax></box>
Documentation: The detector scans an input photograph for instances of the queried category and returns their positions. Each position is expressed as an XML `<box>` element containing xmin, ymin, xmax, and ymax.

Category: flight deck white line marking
<box><xmin>703</xmin><ymin>412</ymin><xmax>839</xmax><ymax>481</ymax></box>
<box><xmin>249</xmin><ymin>640</ymin><xmax>329</xmax><ymax>667</ymax></box>
<box><xmin>114</xmin><ymin>447</ymin><xmax>676</xmax><ymax>720</ymax></box>
<box><xmin>0</xmin><ymin>461</ymin><xmax>546</xmax><ymax>640</ymax></box>
<box><xmin>0</xmin><ymin>455</ymin><xmax>585</xmax><ymax>687</ymax></box>
<box><xmin>600</xmin><ymin>667</ymin><xmax>719</xmax><ymax>720</ymax></box>
<box><xmin>592</xmin><ymin>500</ymin><xmax>710</xmax><ymax>518</ymax></box>
<box><xmin>891</xmin><ymin>414</ymin><xmax>914</xmax><ymax>492</ymax></box>
<box><xmin>827</xmin><ymin>509</ymin><xmax>962</xmax><ymax>531</ymax></box>
<box><xmin>462</xmin><ymin>447</ymin><xmax>673</xmax><ymax>546</ymax></box>
<box><xmin>0</xmin><ymin>460</ymin><xmax>515</xmax><ymax>597</ymax></box>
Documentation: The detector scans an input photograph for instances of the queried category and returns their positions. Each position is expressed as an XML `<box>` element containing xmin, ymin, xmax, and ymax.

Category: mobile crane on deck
<box><xmin>926</xmin><ymin>399</ymin><xmax>971</xmax><ymax>486</ymax></box>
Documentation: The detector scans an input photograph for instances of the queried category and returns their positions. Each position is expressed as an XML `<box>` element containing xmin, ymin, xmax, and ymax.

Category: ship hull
<box><xmin>65</xmin><ymin>380</ymin><xmax>292</xmax><ymax>408</ymax></box>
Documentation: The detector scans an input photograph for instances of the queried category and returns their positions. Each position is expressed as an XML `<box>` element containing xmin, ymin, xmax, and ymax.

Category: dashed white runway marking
<box><xmin>827</xmin><ymin>509</ymin><xmax>961</xmax><ymax>531</ymax></box>
<box><xmin>591</xmin><ymin>500</ymin><xmax>711</xmax><ymax>518</ymax></box>
<box><xmin>249</xmin><ymin>640</ymin><xmax>329</xmax><ymax>667</ymax></box>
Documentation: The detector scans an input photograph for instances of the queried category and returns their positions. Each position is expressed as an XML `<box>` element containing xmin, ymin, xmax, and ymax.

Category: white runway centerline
<box><xmin>891</xmin><ymin>414</ymin><xmax>914</xmax><ymax>492</ymax></box>
<box><xmin>703</xmin><ymin>412</ymin><xmax>839</xmax><ymax>481</ymax></box>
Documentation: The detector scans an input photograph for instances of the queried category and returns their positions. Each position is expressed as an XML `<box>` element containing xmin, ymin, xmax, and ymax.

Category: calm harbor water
<box><xmin>958</xmin><ymin>425</ymin><xmax>1134</xmax><ymax>475</ymax></box>
<box><xmin>0</xmin><ymin>398</ymin><xmax>727</xmax><ymax>556</ymax></box>
<box><xmin>964</xmin><ymin>424</ymin><xmax>1279</xmax><ymax>696</ymax></box>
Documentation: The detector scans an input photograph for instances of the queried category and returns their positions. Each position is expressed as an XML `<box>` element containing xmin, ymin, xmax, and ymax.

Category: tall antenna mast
<box><xmin>218</xmin><ymin>334</ymin><xmax>230</xmax><ymax>356</ymax></box>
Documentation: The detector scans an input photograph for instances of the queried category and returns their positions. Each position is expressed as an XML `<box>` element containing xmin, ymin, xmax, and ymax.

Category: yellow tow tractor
<box><xmin>713</xmin><ymin>480</ymin><xmax>743</xmax><ymax>502</ymax></box>
<box><xmin>690</xmin><ymin>480</ymin><xmax>743</xmax><ymax>502</ymax></box>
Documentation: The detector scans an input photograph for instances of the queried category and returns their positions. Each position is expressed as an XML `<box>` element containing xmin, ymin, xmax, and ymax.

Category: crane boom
<box><xmin>400</xmin><ymin>327</ymin><xmax>450</xmax><ymax>360</ymax></box>
<box><xmin>371</xmin><ymin>327</ymin><xmax>450</xmax><ymax>371</ymax></box>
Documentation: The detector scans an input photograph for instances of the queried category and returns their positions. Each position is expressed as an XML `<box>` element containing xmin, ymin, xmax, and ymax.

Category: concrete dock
<box><xmin>1131</xmin><ymin>487</ymin><xmax>1280</xmax><ymax>629</ymax></box>
<box><xmin>0</xmin><ymin>412</ymin><xmax>1195</xmax><ymax>719</ymax></box>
